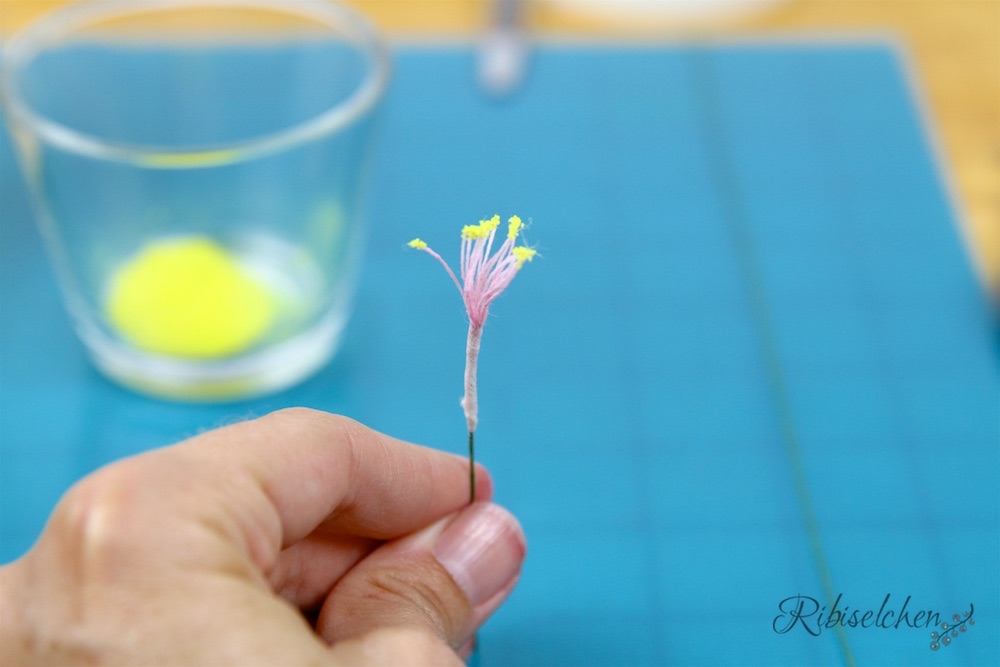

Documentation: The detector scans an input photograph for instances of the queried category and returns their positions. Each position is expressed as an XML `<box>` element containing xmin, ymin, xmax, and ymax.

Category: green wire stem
<box><xmin>468</xmin><ymin>430</ymin><xmax>476</xmax><ymax>504</ymax></box>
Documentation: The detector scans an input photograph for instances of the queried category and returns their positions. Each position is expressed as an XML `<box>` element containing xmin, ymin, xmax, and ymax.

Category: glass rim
<box><xmin>0</xmin><ymin>0</ymin><xmax>391</xmax><ymax>168</ymax></box>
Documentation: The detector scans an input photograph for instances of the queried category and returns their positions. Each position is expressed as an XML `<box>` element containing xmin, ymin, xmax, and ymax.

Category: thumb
<box><xmin>319</xmin><ymin>502</ymin><xmax>526</xmax><ymax>664</ymax></box>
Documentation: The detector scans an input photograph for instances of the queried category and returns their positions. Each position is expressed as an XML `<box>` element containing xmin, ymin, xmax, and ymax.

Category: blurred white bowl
<box><xmin>540</xmin><ymin>0</ymin><xmax>788</xmax><ymax>21</ymax></box>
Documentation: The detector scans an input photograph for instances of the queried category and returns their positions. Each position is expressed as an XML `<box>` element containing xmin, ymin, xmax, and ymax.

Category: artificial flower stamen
<box><xmin>408</xmin><ymin>213</ymin><xmax>537</xmax><ymax>502</ymax></box>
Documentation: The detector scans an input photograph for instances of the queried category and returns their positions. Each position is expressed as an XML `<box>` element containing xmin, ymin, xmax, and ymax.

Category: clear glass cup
<box><xmin>1</xmin><ymin>0</ymin><xmax>389</xmax><ymax>401</ymax></box>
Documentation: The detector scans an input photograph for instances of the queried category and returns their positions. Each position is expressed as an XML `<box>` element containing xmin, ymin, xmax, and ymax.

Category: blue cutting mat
<box><xmin>2</xmin><ymin>44</ymin><xmax>997</xmax><ymax>666</ymax></box>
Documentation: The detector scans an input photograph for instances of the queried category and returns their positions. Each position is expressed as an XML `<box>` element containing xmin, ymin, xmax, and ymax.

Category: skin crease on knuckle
<box><xmin>323</xmin><ymin>555</ymin><xmax>473</xmax><ymax>649</ymax></box>
<box><xmin>295</xmin><ymin>410</ymin><xmax>429</xmax><ymax>539</ymax></box>
<box><xmin>44</xmin><ymin>448</ymin><xmax>270</xmax><ymax>604</ymax></box>
<box><xmin>0</xmin><ymin>462</ymin><xmax>155</xmax><ymax>664</ymax></box>
<box><xmin>265</xmin><ymin>408</ymin><xmax>475</xmax><ymax>537</ymax></box>
<box><xmin>49</xmin><ymin>460</ymin><xmax>153</xmax><ymax>574</ymax></box>
<box><xmin>260</xmin><ymin>409</ymin><xmax>363</xmax><ymax>501</ymax></box>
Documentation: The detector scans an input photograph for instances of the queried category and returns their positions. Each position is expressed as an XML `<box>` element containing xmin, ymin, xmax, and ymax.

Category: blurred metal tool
<box><xmin>478</xmin><ymin>0</ymin><xmax>529</xmax><ymax>97</ymax></box>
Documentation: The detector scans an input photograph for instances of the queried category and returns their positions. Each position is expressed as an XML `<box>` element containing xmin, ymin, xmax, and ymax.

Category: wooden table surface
<box><xmin>2</xmin><ymin>0</ymin><xmax>997</xmax><ymax>295</ymax></box>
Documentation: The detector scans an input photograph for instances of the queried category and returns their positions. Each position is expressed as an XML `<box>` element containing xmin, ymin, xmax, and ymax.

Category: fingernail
<box><xmin>433</xmin><ymin>502</ymin><xmax>526</xmax><ymax>607</ymax></box>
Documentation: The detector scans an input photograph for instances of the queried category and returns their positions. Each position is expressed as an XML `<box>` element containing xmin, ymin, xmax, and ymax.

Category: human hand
<box><xmin>0</xmin><ymin>408</ymin><xmax>526</xmax><ymax>666</ymax></box>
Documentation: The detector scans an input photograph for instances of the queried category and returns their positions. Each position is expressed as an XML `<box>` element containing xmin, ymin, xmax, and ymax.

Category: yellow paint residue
<box><xmin>106</xmin><ymin>236</ymin><xmax>276</xmax><ymax>358</ymax></box>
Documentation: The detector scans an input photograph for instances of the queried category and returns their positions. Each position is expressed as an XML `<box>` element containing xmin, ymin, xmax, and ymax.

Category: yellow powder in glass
<box><xmin>106</xmin><ymin>236</ymin><xmax>276</xmax><ymax>359</ymax></box>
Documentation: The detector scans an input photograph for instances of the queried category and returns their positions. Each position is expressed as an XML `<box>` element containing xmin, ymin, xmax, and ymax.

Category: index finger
<box><xmin>180</xmin><ymin>408</ymin><xmax>491</xmax><ymax>550</ymax></box>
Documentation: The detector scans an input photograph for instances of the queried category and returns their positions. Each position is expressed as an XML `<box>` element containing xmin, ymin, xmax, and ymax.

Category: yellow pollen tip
<box><xmin>512</xmin><ymin>246</ymin><xmax>537</xmax><ymax>268</ymax></box>
<box><xmin>462</xmin><ymin>215</ymin><xmax>501</xmax><ymax>241</ymax></box>
<box><xmin>507</xmin><ymin>215</ymin><xmax>523</xmax><ymax>240</ymax></box>
<box><xmin>408</xmin><ymin>238</ymin><xmax>427</xmax><ymax>249</ymax></box>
